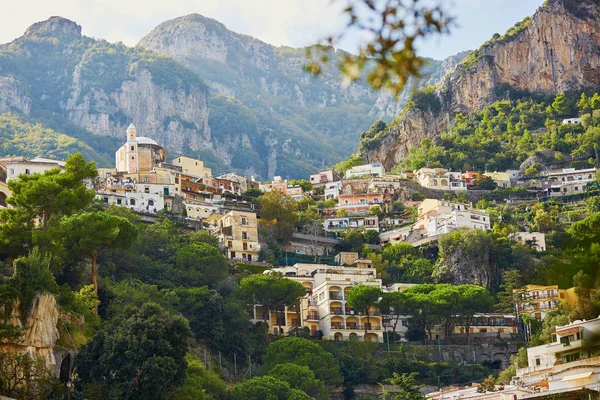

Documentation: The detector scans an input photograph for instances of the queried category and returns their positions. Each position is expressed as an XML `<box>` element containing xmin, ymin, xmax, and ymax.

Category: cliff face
<box><xmin>138</xmin><ymin>14</ymin><xmax>467</xmax><ymax>178</ymax></box>
<box><xmin>1</xmin><ymin>292</ymin><xmax>62</xmax><ymax>373</ymax></box>
<box><xmin>0</xmin><ymin>16</ymin><xmax>211</xmax><ymax>165</ymax></box>
<box><xmin>364</xmin><ymin>0</ymin><xmax>600</xmax><ymax>169</ymax></box>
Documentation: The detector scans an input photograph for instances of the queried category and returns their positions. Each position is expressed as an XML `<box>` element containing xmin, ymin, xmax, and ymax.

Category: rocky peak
<box><xmin>24</xmin><ymin>16</ymin><xmax>82</xmax><ymax>41</ymax></box>
<box><xmin>362</xmin><ymin>0</ymin><xmax>600</xmax><ymax>169</ymax></box>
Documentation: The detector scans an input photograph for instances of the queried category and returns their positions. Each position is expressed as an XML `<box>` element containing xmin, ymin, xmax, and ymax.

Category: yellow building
<box><xmin>170</xmin><ymin>156</ymin><xmax>212</xmax><ymax>179</ymax></box>
<box><xmin>214</xmin><ymin>210</ymin><xmax>259</xmax><ymax>262</ymax></box>
<box><xmin>515</xmin><ymin>284</ymin><xmax>577</xmax><ymax>319</ymax></box>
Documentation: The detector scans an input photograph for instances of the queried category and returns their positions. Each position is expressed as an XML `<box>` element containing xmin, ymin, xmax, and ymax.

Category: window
<box><xmin>242</xmin><ymin>231</ymin><xmax>248</xmax><ymax>240</ymax></box>
<box><xmin>148</xmin><ymin>200</ymin><xmax>155</xmax><ymax>207</ymax></box>
<box><xmin>117</xmin><ymin>199</ymin><xmax>122</xmax><ymax>205</ymax></box>
<box><xmin>25</xmin><ymin>169</ymin><xmax>30</xmax><ymax>175</ymax></box>
<box><xmin>243</xmin><ymin>243</ymin><xmax>248</xmax><ymax>250</ymax></box>
<box><xmin>144</xmin><ymin>187</ymin><xmax>150</xmax><ymax>193</ymax></box>
<box><xmin>129</xmin><ymin>199</ymin><xmax>136</xmax><ymax>206</ymax></box>
<box><xmin>131</xmin><ymin>146</ymin><xmax>134</xmax><ymax>151</ymax></box>
<box><xmin>163</xmin><ymin>187</ymin><xmax>169</xmax><ymax>195</ymax></box>
<box><xmin>565</xmin><ymin>353</ymin><xmax>579</xmax><ymax>363</ymax></box>
<box><xmin>230</xmin><ymin>251</ymin><xmax>236</xmax><ymax>259</ymax></box>
<box><xmin>535</xmin><ymin>358</ymin><xmax>541</xmax><ymax>366</ymax></box>
<box><xmin>9</xmin><ymin>168</ymin><xmax>13</xmax><ymax>175</ymax></box>
<box><xmin>227</xmin><ymin>241</ymin><xmax>232</xmax><ymax>248</ymax></box>
<box><xmin>241</xmin><ymin>217</ymin><xmax>247</xmax><ymax>225</ymax></box>
<box><xmin>103</xmin><ymin>197</ymin><xmax>109</xmax><ymax>204</ymax></box>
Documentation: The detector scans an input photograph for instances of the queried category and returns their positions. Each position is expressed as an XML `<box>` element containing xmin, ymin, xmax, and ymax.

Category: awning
<box><xmin>560</xmin><ymin>371</ymin><xmax>593</xmax><ymax>381</ymax></box>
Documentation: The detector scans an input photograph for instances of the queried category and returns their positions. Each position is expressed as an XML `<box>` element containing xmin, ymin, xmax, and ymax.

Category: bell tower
<box><xmin>126</xmin><ymin>123</ymin><xmax>138</xmax><ymax>174</ymax></box>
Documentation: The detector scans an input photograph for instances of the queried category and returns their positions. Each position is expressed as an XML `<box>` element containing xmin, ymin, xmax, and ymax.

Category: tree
<box><xmin>231</xmin><ymin>375</ymin><xmax>311</xmax><ymax>400</ymax></box>
<box><xmin>379</xmin><ymin>291</ymin><xmax>408</xmax><ymax>340</ymax></box>
<box><xmin>167</xmin><ymin>355</ymin><xmax>226</xmax><ymax>400</ymax></box>
<box><xmin>381</xmin><ymin>372</ymin><xmax>425</xmax><ymax>400</ymax></box>
<box><xmin>175</xmin><ymin>243</ymin><xmax>229</xmax><ymax>287</ymax></box>
<box><xmin>309</xmin><ymin>0</ymin><xmax>451</xmax><ymax>96</ymax></box>
<box><xmin>187</xmin><ymin>229</ymin><xmax>219</xmax><ymax>248</ymax></box>
<box><xmin>261</xmin><ymin>337</ymin><xmax>343</xmax><ymax>387</ymax></box>
<box><xmin>346</xmin><ymin>284</ymin><xmax>382</xmax><ymax>336</ymax></box>
<box><xmin>289</xmin><ymin>179</ymin><xmax>313</xmax><ymax>193</ymax></box>
<box><xmin>577</xmin><ymin>126</ymin><xmax>600</xmax><ymax>166</ymax></box>
<box><xmin>268</xmin><ymin>363</ymin><xmax>326</xmax><ymax>399</ymax></box>
<box><xmin>238</xmin><ymin>274</ymin><xmax>306</xmax><ymax>333</ymax></box>
<box><xmin>4</xmin><ymin>153</ymin><xmax>97</xmax><ymax>230</ymax></box>
<box><xmin>57</xmin><ymin>211</ymin><xmax>138</xmax><ymax>304</ymax></box>
<box><xmin>569</xmin><ymin>212</ymin><xmax>600</xmax><ymax>244</ymax></box>
<box><xmin>75</xmin><ymin>302</ymin><xmax>192</xmax><ymax>400</ymax></box>
<box><xmin>495</xmin><ymin>270</ymin><xmax>523</xmax><ymax>314</ymax></box>
<box><xmin>259</xmin><ymin>190</ymin><xmax>299</xmax><ymax>244</ymax></box>
<box><xmin>551</xmin><ymin>93</ymin><xmax>571</xmax><ymax>118</ymax></box>
<box><xmin>455</xmin><ymin>285</ymin><xmax>494</xmax><ymax>343</ymax></box>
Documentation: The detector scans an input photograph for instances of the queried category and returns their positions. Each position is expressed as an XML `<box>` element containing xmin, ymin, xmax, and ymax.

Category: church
<box><xmin>115</xmin><ymin>123</ymin><xmax>166</xmax><ymax>174</ymax></box>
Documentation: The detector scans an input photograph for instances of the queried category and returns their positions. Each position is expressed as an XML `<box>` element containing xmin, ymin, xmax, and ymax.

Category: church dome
<box><xmin>136</xmin><ymin>136</ymin><xmax>159</xmax><ymax>146</ymax></box>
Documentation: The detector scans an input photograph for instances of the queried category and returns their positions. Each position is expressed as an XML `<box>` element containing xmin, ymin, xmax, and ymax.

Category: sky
<box><xmin>0</xmin><ymin>0</ymin><xmax>544</xmax><ymax>60</ymax></box>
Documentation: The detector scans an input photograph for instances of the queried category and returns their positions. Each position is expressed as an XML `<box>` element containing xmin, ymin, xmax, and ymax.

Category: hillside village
<box><xmin>1</xmin><ymin>115</ymin><xmax>599</xmax><ymax>399</ymax></box>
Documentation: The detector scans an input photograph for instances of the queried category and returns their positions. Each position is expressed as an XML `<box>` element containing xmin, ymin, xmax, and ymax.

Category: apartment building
<box><xmin>5</xmin><ymin>156</ymin><xmax>66</xmax><ymax>181</ymax></box>
<box><xmin>257</xmin><ymin>262</ymin><xmax>384</xmax><ymax>342</ymax></box>
<box><xmin>517</xmin><ymin>316</ymin><xmax>600</xmax><ymax>393</ymax></box>
<box><xmin>540</xmin><ymin>167</ymin><xmax>597</xmax><ymax>197</ymax></box>
<box><xmin>515</xmin><ymin>284</ymin><xmax>577</xmax><ymax>319</ymax></box>
<box><xmin>324</xmin><ymin>215</ymin><xmax>379</xmax><ymax>233</ymax></box>
<box><xmin>345</xmin><ymin>163</ymin><xmax>385</xmax><ymax>179</ymax></box>
<box><xmin>214</xmin><ymin>210</ymin><xmax>259</xmax><ymax>262</ymax></box>
<box><xmin>310</xmin><ymin>170</ymin><xmax>341</xmax><ymax>185</ymax></box>
<box><xmin>337</xmin><ymin>192</ymin><xmax>384</xmax><ymax>214</ymax></box>
<box><xmin>414</xmin><ymin>199</ymin><xmax>491</xmax><ymax>237</ymax></box>
<box><xmin>484</xmin><ymin>170</ymin><xmax>519</xmax><ymax>188</ymax></box>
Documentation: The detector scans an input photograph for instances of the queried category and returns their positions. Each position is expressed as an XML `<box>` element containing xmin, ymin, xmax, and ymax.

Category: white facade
<box><xmin>541</xmin><ymin>167</ymin><xmax>597</xmax><ymax>197</ymax></box>
<box><xmin>518</xmin><ymin>317</ymin><xmax>600</xmax><ymax>392</ymax></box>
<box><xmin>6</xmin><ymin>157</ymin><xmax>65</xmax><ymax>181</ymax></box>
<box><xmin>324</xmin><ymin>181</ymin><xmax>342</xmax><ymax>200</ymax></box>
<box><xmin>414</xmin><ymin>199</ymin><xmax>491</xmax><ymax>237</ymax></box>
<box><xmin>511</xmin><ymin>232</ymin><xmax>546</xmax><ymax>252</ymax></box>
<box><xmin>345</xmin><ymin>163</ymin><xmax>385</xmax><ymax>179</ymax></box>
<box><xmin>324</xmin><ymin>215</ymin><xmax>379</xmax><ymax>233</ymax></box>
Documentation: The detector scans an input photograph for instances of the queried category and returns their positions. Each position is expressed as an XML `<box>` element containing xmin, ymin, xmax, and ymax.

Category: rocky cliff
<box><xmin>0</xmin><ymin>292</ymin><xmax>62</xmax><ymax>374</ymax></box>
<box><xmin>363</xmin><ymin>0</ymin><xmax>600</xmax><ymax>169</ymax></box>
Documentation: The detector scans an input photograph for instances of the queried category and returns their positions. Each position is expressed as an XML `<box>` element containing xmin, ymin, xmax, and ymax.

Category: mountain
<box><xmin>361</xmin><ymin>0</ymin><xmax>600</xmax><ymax>169</ymax></box>
<box><xmin>137</xmin><ymin>14</ymin><xmax>467</xmax><ymax>178</ymax></box>
<box><xmin>0</xmin><ymin>15</ymin><xmax>465</xmax><ymax>179</ymax></box>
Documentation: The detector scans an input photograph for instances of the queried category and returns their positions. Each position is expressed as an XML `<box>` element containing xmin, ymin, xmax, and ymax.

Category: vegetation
<box><xmin>395</xmin><ymin>91</ymin><xmax>600</xmax><ymax>172</ymax></box>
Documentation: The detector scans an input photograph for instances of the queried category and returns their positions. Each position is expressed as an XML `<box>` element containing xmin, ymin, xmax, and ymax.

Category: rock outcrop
<box><xmin>364</xmin><ymin>0</ymin><xmax>600</xmax><ymax>169</ymax></box>
<box><xmin>1</xmin><ymin>292</ymin><xmax>62</xmax><ymax>373</ymax></box>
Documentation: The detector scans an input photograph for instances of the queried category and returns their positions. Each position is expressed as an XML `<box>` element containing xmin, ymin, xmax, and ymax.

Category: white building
<box><xmin>510</xmin><ymin>232</ymin><xmax>546</xmax><ymax>252</ymax></box>
<box><xmin>324</xmin><ymin>215</ymin><xmax>379</xmax><ymax>233</ymax></box>
<box><xmin>324</xmin><ymin>181</ymin><xmax>342</xmax><ymax>200</ymax></box>
<box><xmin>345</xmin><ymin>163</ymin><xmax>385</xmax><ymax>179</ymax></box>
<box><xmin>6</xmin><ymin>157</ymin><xmax>65</xmax><ymax>181</ymax></box>
<box><xmin>518</xmin><ymin>316</ymin><xmax>600</xmax><ymax>393</ymax></box>
<box><xmin>414</xmin><ymin>199</ymin><xmax>491</xmax><ymax>237</ymax></box>
<box><xmin>540</xmin><ymin>167</ymin><xmax>597</xmax><ymax>197</ymax></box>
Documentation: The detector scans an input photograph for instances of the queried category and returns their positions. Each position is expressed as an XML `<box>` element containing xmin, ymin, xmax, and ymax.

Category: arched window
<box><xmin>148</xmin><ymin>199</ymin><xmax>155</xmax><ymax>206</ymax></box>
<box><xmin>131</xmin><ymin>146</ymin><xmax>135</xmax><ymax>151</ymax></box>
<box><xmin>129</xmin><ymin>198</ymin><xmax>136</xmax><ymax>206</ymax></box>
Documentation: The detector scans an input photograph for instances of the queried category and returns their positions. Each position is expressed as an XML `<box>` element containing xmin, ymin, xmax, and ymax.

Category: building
<box><xmin>214</xmin><ymin>210</ymin><xmax>259</xmax><ymax>262</ymax></box>
<box><xmin>345</xmin><ymin>163</ymin><xmax>385</xmax><ymax>179</ymax></box>
<box><xmin>414</xmin><ymin>168</ymin><xmax>450</xmax><ymax>190</ymax></box>
<box><xmin>324</xmin><ymin>215</ymin><xmax>379</xmax><ymax>234</ymax></box>
<box><xmin>310</xmin><ymin>170</ymin><xmax>341</xmax><ymax>185</ymax></box>
<box><xmin>5</xmin><ymin>156</ymin><xmax>65</xmax><ymax>182</ymax></box>
<box><xmin>337</xmin><ymin>192</ymin><xmax>384</xmax><ymax>214</ymax></box>
<box><xmin>324</xmin><ymin>181</ymin><xmax>342</xmax><ymax>200</ymax></box>
<box><xmin>517</xmin><ymin>316</ymin><xmax>600</xmax><ymax>394</ymax></box>
<box><xmin>170</xmin><ymin>156</ymin><xmax>212</xmax><ymax>179</ymax></box>
<box><xmin>511</xmin><ymin>232</ymin><xmax>546</xmax><ymax>252</ymax></box>
<box><xmin>217</xmin><ymin>173</ymin><xmax>259</xmax><ymax>193</ymax></box>
<box><xmin>259</xmin><ymin>262</ymin><xmax>385</xmax><ymax>342</ymax></box>
<box><xmin>540</xmin><ymin>167</ymin><xmax>597</xmax><ymax>198</ymax></box>
<box><xmin>413</xmin><ymin>199</ymin><xmax>491</xmax><ymax>237</ymax></box>
<box><xmin>462</xmin><ymin>171</ymin><xmax>479</xmax><ymax>188</ymax></box>
<box><xmin>484</xmin><ymin>170</ymin><xmax>519</xmax><ymax>188</ymax></box>
<box><xmin>515</xmin><ymin>285</ymin><xmax>577</xmax><ymax>319</ymax></box>
<box><xmin>115</xmin><ymin>124</ymin><xmax>166</xmax><ymax>174</ymax></box>
<box><xmin>286</xmin><ymin>185</ymin><xmax>305</xmax><ymax>201</ymax></box>
<box><xmin>562</xmin><ymin>118</ymin><xmax>582</xmax><ymax>125</ymax></box>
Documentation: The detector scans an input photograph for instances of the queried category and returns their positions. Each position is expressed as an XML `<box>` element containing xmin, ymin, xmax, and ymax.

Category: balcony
<box><xmin>330</xmin><ymin>324</ymin><xmax>382</xmax><ymax>331</ymax></box>
<box><xmin>305</xmin><ymin>314</ymin><xmax>320</xmax><ymax>321</ymax></box>
<box><xmin>329</xmin><ymin>294</ymin><xmax>344</xmax><ymax>300</ymax></box>
<box><xmin>330</xmin><ymin>309</ymin><xmax>344</xmax><ymax>315</ymax></box>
